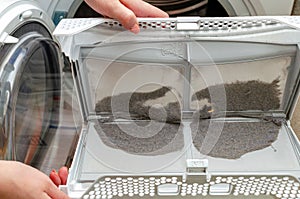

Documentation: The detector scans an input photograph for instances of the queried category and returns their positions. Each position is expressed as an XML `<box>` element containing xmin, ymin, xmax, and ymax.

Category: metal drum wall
<box><xmin>72</xmin><ymin>0</ymin><xmax>228</xmax><ymax>18</ymax></box>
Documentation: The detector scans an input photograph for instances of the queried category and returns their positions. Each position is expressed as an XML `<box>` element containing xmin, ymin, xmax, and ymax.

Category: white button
<box><xmin>21</xmin><ymin>11</ymin><xmax>33</xmax><ymax>19</ymax></box>
<box><xmin>157</xmin><ymin>184</ymin><xmax>179</xmax><ymax>196</ymax></box>
<box><xmin>209</xmin><ymin>183</ymin><xmax>231</xmax><ymax>195</ymax></box>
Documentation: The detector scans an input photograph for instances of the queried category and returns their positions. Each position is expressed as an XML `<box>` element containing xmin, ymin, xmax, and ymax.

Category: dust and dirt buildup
<box><xmin>191</xmin><ymin>119</ymin><xmax>281</xmax><ymax>159</ymax></box>
<box><xmin>94</xmin><ymin>121</ymin><xmax>184</xmax><ymax>156</ymax></box>
<box><xmin>94</xmin><ymin>79</ymin><xmax>283</xmax><ymax>158</ymax></box>
<box><xmin>192</xmin><ymin>79</ymin><xmax>281</xmax><ymax>113</ymax></box>
<box><xmin>94</xmin><ymin>86</ymin><xmax>183</xmax><ymax>155</ymax></box>
<box><xmin>95</xmin><ymin>86</ymin><xmax>181</xmax><ymax>123</ymax></box>
<box><xmin>191</xmin><ymin>79</ymin><xmax>282</xmax><ymax>159</ymax></box>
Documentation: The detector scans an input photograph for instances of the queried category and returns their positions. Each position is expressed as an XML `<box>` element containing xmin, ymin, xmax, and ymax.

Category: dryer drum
<box><xmin>145</xmin><ymin>0</ymin><xmax>208</xmax><ymax>15</ymax></box>
<box><xmin>73</xmin><ymin>0</ymin><xmax>228</xmax><ymax>18</ymax></box>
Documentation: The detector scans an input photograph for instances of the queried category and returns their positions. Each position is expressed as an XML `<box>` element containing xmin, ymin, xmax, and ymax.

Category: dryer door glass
<box><xmin>0</xmin><ymin>31</ymin><xmax>61</xmax><ymax>166</ymax></box>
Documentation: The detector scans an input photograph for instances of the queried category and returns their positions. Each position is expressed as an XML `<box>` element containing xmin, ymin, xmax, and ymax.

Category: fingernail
<box><xmin>52</xmin><ymin>169</ymin><xmax>57</xmax><ymax>173</ymax></box>
<box><xmin>130</xmin><ymin>24</ymin><xmax>140</xmax><ymax>34</ymax></box>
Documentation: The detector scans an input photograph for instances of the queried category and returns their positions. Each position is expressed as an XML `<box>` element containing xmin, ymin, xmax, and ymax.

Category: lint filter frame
<box><xmin>54</xmin><ymin>16</ymin><xmax>300</xmax><ymax>198</ymax></box>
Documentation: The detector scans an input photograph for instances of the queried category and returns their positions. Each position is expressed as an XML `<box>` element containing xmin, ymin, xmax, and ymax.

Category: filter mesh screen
<box><xmin>94</xmin><ymin>121</ymin><xmax>183</xmax><ymax>155</ymax></box>
<box><xmin>192</xmin><ymin>79</ymin><xmax>281</xmax><ymax>112</ymax></box>
<box><xmin>191</xmin><ymin>120</ymin><xmax>281</xmax><ymax>159</ymax></box>
<box><xmin>94</xmin><ymin>87</ymin><xmax>183</xmax><ymax>155</ymax></box>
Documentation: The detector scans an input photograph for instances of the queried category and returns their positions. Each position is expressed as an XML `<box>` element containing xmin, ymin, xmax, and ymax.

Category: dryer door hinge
<box><xmin>0</xmin><ymin>32</ymin><xmax>18</xmax><ymax>47</ymax></box>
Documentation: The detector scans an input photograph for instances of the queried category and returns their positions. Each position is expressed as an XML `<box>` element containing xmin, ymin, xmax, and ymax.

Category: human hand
<box><xmin>84</xmin><ymin>0</ymin><xmax>169</xmax><ymax>33</ymax></box>
<box><xmin>49</xmin><ymin>167</ymin><xmax>68</xmax><ymax>187</ymax></box>
<box><xmin>0</xmin><ymin>161</ymin><xmax>70</xmax><ymax>199</ymax></box>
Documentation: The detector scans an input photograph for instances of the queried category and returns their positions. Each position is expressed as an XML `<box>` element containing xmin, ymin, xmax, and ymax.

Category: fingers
<box><xmin>58</xmin><ymin>167</ymin><xmax>68</xmax><ymax>185</ymax></box>
<box><xmin>85</xmin><ymin>0</ymin><xmax>139</xmax><ymax>33</ymax></box>
<box><xmin>121</xmin><ymin>0</ymin><xmax>169</xmax><ymax>17</ymax></box>
<box><xmin>50</xmin><ymin>167</ymin><xmax>68</xmax><ymax>186</ymax></box>
<box><xmin>84</xmin><ymin>0</ymin><xmax>168</xmax><ymax>33</ymax></box>
<box><xmin>109</xmin><ymin>6</ymin><xmax>140</xmax><ymax>33</ymax></box>
<box><xmin>49</xmin><ymin>170</ymin><xmax>61</xmax><ymax>187</ymax></box>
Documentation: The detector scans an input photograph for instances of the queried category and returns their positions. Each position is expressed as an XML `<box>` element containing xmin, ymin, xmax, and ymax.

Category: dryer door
<box><xmin>0</xmin><ymin>22</ymin><xmax>62</xmax><ymax>167</ymax></box>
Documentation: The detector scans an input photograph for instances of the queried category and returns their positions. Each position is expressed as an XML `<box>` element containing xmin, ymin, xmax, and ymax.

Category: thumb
<box><xmin>85</xmin><ymin>0</ymin><xmax>140</xmax><ymax>33</ymax></box>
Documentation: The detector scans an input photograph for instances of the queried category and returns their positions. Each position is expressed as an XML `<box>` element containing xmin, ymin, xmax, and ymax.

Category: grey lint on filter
<box><xmin>94</xmin><ymin>121</ymin><xmax>184</xmax><ymax>155</ymax></box>
<box><xmin>94</xmin><ymin>87</ymin><xmax>183</xmax><ymax>155</ymax></box>
<box><xmin>191</xmin><ymin>79</ymin><xmax>282</xmax><ymax>159</ymax></box>
<box><xmin>95</xmin><ymin>86</ymin><xmax>181</xmax><ymax>123</ymax></box>
<box><xmin>192</xmin><ymin>79</ymin><xmax>281</xmax><ymax>112</ymax></box>
<box><xmin>191</xmin><ymin>119</ymin><xmax>281</xmax><ymax>159</ymax></box>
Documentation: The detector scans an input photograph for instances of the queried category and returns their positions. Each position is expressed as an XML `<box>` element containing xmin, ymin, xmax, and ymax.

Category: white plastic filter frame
<box><xmin>80</xmin><ymin>175</ymin><xmax>300</xmax><ymax>198</ymax></box>
<box><xmin>54</xmin><ymin>17</ymin><xmax>300</xmax><ymax>198</ymax></box>
<box><xmin>53</xmin><ymin>16</ymin><xmax>300</xmax><ymax>36</ymax></box>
